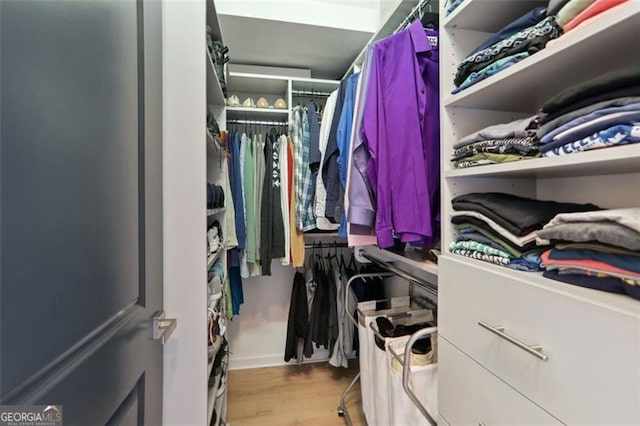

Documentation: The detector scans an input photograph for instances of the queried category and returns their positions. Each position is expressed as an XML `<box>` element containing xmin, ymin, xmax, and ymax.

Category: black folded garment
<box><xmin>540</xmin><ymin>65</ymin><xmax>640</xmax><ymax>114</ymax></box>
<box><xmin>452</xmin><ymin>192</ymin><xmax>599</xmax><ymax>237</ymax></box>
<box><xmin>207</xmin><ymin>183</ymin><xmax>225</xmax><ymax>209</ymax></box>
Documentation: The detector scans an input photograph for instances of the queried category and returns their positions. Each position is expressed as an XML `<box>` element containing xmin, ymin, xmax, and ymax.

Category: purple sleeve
<box><xmin>363</xmin><ymin>48</ymin><xmax>393</xmax><ymax>248</ymax></box>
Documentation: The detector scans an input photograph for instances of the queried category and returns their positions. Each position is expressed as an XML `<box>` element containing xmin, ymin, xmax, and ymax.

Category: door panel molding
<box><xmin>2</xmin><ymin>303</ymin><xmax>143</xmax><ymax>403</ymax></box>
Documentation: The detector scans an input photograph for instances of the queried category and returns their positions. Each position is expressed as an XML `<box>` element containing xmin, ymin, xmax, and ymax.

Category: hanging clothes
<box><xmin>291</xmin><ymin>106</ymin><xmax>316</xmax><ymax>231</ymax></box>
<box><xmin>259</xmin><ymin>131</ymin><xmax>275</xmax><ymax>275</ymax></box>
<box><xmin>315</xmin><ymin>91</ymin><xmax>340</xmax><ymax>231</ymax></box>
<box><xmin>323</xmin><ymin>79</ymin><xmax>348</xmax><ymax>223</ymax></box>
<box><xmin>359</xmin><ymin>21</ymin><xmax>440</xmax><ymax>249</ymax></box>
<box><xmin>288</xmin><ymin>136</ymin><xmax>306</xmax><ymax>267</ymax></box>
<box><xmin>284</xmin><ymin>272</ymin><xmax>309</xmax><ymax>362</ymax></box>
<box><xmin>336</xmin><ymin>73</ymin><xmax>360</xmax><ymax>238</ymax></box>
<box><xmin>279</xmin><ymin>134</ymin><xmax>291</xmax><ymax>266</ymax></box>
<box><xmin>346</xmin><ymin>45</ymin><xmax>378</xmax><ymax>246</ymax></box>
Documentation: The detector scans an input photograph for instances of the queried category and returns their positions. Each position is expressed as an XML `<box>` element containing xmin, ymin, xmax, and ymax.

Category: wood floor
<box><xmin>227</xmin><ymin>361</ymin><xmax>366</xmax><ymax>426</ymax></box>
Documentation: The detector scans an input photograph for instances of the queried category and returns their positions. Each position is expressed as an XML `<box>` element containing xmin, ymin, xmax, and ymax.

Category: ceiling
<box><xmin>219</xmin><ymin>15</ymin><xmax>374</xmax><ymax>80</ymax></box>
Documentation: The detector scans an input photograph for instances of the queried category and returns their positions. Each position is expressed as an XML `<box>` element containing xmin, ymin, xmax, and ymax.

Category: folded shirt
<box><xmin>540</xmin><ymin>65</ymin><xmax>640</xmax><ymax>114</ymax></box>
<box><xmin>555</xmin><ymin>0</ymin><xmax>597</xmax><ymax>27</ymax></box>
<box><xmin>452</xmin><ymin>192</ymin><xmax>600</xmax><ymax>236</ymax></box>
<box><xmin>455</xmin><ymin>17</ymin><xmax>562</xmax><ymax>87</ymax></box>
<box><xmin>537</xmin><ymin>208</ymin><xmax>640</xmax><ymax>251</ymax></box>
<box><xmin>450</xmin><ymin>247</ymin><xmax>511</xmax><ymax>266</ymax></box>
<box><xmin>455</xmin><ymin>223</ymin><xmax>525</xmax><ymax>257</ymax></box>
<box><xmin>539</xmin><ymin>106</ymin><xmax>640</xmax><ymax>152</ymax></box>
<box><xmin>455</xmin><ymin>116</ymin><xmax>538</xmax><ymax>149</ymax></box>
<box><xmin>538</xmin><ymin>95</ymin><xmax>640</xmax><ymax>137</ymax></box>
<box><xmin>452</xmin><ymin>137</ymin><xmax>540</xmax><ymax>161</ymax></box>
<box><xmin>543</xmin><ymin>269</ymin><xmax>640</xmax><ymax>300</ymax></box>
<box><xmin>544</xmin><ymin>207</ymin><xmax>640</xmax><ymax>232</ymax></box>
<box><xmin>542</xmin><ymin>124</ymin><xmax>640</xmax><ymax>157</ymax></box>
<box><xmin>547</xmin><ymin>248</ymin><xmax>640</xmax><ymax>274</ymax></box>
<box><xmin>469</xmin><ymin>7</ymin><xmax>547</xmax><ymax>56</ymax></box>
<box><xmin>452</xmin><ymin>52</ymin><xmax>530</xmax><ymax>94</ymax></box>
<box><xmin>450</xmin><ymin>240</ymin><xmax>513</xmax><ymax>259</ymax></box>
<box><xmin>554</xmin><ymin>241</ymin><xmax>640</xmax><ymax>256</ymax></box>
<box><xmin>563</xmin><ymin>0</ymin><xmax>628</xmax><ymax>32</ymax></box>
<box><xmin>454</xmin><ymin>152</ymin><xmax>540</xmax><ymax>168</ymax></box>
<box><xmin>451</xmin><ymin>210</ymin><xmax>538</xmax><ymax>248</ymax></box>
<box><xmin>542</xmin><ymin>250</ymin><xmax>640</xmax><ymax>279</ymax></box>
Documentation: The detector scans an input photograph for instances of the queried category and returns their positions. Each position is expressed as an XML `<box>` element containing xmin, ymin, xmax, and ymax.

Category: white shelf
<box><xmin>446</xmin><ymin>145</ymin><xmax>640</xmax><ymax>179</ymax></box>
<box><xmin>444</xmin><ymin>254</ymin><xmax>640</xmax><ymax>318</ymax></box>
<box><xmin>207</xmin><ymin>247</ymin><xmax>225</xmax><ymax>270</ymax></box>
<box><xmin>445</xmin><ymin>3</ymin><xmax>640</xmax><ymax>112</ymax></box>
<box><xmin>291</xmin><ymin>77</ymin><xmax>339</xmax><ymax>94</ymax></box>
<box><xmin>226</xmin><ymin>107</ymin><xmax>289</xmax><ymax>121</ymax></box>
<box><xmin>207</xmin><ymin>51</ymin><xmax>226</xmax><ymax>106</ymax></box>
<box><xmin>443</xmin><ymin>0</ymin><xmax>545</xmax><ymax>32</ymax></box>
<box><xmin>343</xmin><ymin>0</ymin><xmax>417</xmax><ymax>78</ymax></box>
<box><xmin>207</xmin><ymin>207</ymin><xmax>226</xmax><ymax>216</ymax></box>
<box><xmin>206</xmin><ymin>0</ymin><xmax>224</xmax><ymax>43</ymax></box>
<box><xmin>227</xmin><ymin>72</ymin><xmax>289</xmax><ymax>95</ymax></box>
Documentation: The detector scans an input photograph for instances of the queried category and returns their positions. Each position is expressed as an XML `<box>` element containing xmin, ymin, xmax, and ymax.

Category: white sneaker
<box><xmin>208</xmin><ymin>228</ymin><xmax>220</xmax><ymax>254</ymax></box>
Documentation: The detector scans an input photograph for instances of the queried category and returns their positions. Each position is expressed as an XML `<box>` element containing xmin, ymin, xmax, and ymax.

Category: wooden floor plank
<box><xmin>227</xmin><ymin>362</ymin><xmax>366</xmax><ymax>426</ymax></box>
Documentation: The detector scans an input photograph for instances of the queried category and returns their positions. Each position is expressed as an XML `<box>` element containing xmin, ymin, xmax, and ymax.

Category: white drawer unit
<box><xmin>439</xmin><ymin>255</ymin><xmax>640</xmax><ymax>424</ymax></box>
<box><xmin>439</xmin><ymin>337</ymin><xmax>561</xmax><ymax>425</ymax></box>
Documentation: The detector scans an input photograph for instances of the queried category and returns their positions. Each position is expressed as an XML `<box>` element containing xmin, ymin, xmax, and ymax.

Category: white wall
<box><xmin>216</xmin><ymin>0</ymin><xmax>380</xmax><ymax>32</ymax></box>
<box><xmin>162</xmin><ymin>1</ymin><xmax>208</xmax><ymax>424</ymax></box>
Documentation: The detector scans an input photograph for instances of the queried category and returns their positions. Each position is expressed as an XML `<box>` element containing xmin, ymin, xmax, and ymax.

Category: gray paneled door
<box><xmin>1</xmin><ymin>0</ymin><xmax>164</xmax><ymax>424</ymax></box>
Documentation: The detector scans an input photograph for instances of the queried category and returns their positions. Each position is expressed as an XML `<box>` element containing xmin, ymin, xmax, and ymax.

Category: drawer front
<box><xmin>439</xmin><ymin>337</ymin><xmax>561</xmax><ymax>425</ymax></box>
<box><xmin>439</xmin><ymin>255</ymin><xmax>640</xmax><ymax>424</ymax></box>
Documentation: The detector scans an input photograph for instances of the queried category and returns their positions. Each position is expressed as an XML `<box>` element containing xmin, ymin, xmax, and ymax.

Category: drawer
<box><xmin>439</xmin><ymin>337</ymin><xmax>561</xmax><ymax>425</ymax></box>
<box><xmin>439</xmin><ymin>255</ymin><xmax>640</xmax><ymax>424</ymax></box>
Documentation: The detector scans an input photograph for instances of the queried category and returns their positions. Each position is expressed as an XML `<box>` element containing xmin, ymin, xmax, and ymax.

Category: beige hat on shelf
<box><xmin>226</xmin><ymin>95</ymin><xmax>240</xmax><ymax>107</ymax></box>
<box><xmin>274</xmin><ymin>98</ymin><xmax>287</xmax><ymax>109</ymax></box>
<box><xmin>256</xmin><ymin>97</ymin><xmax>270</xmax><ymax>109</ymax></box>
<box><xmin>242</xmin><ymin>97</ymin><xmax>256</xmax><ymax>108</ymax></box>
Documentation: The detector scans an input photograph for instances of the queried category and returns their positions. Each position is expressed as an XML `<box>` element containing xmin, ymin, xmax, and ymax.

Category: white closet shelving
<box><xmin>206</xmin><ymin>1</ymin><xmax>228</xmax><ymax>425</ymax></box>
<box><xmin>439</xmin><ymin>0</ymin><xmax>640</xmax><ymax>425</ymax></box>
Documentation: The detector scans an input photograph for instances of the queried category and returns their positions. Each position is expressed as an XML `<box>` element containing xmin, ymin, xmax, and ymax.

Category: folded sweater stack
<box><xmin>537</xmin><ymin>208</ymin><xmax>640</xmax><ymax>300</ymax></box>
<box><xmin>450</xmin><ymin>192</ymin><xmax>599</xmax><ymax>271</ymax></box>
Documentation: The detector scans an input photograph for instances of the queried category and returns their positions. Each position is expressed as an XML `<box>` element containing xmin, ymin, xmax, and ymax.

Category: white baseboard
<box><xmin>229</xmin><ymin>350</ymin><xmax>356</xmax><ymax>370</ymax></box>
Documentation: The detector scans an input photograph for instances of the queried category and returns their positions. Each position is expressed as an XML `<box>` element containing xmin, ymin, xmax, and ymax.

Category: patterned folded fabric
<box><xmin>450</xmin><ymin>247</ymin><xmax>511</xmax><ymax>266</ymax></box>
<box><xmin>455</xmin><ymin>223</ymin><xmax>525</xmax><ymax>257</ymax></box>
<box><xmin>455</xmin><ymin>16</ymin><xmax>562</xmax><ymax>86</ymax></box>
<box><xmin>454</xmin><ymin>152</ymin><xmax>540</xmax><ymax>168</ymax></box>
<box><xmin>452</xmin><ymin>137</ymin><xmax>540</xmax><ymax>161</ymax></box>
<box><xmin>543</xmin><ymin>124</ymin><xmax>640</xmax><ymax>157</ymax></box>
<box><xmin>452</xmin><ymin>52</ymin><xmax>530</xmax><ymax>94</ymax></box>
<box><xmin>450</xmin><ymin>240</ymin><xmax>513</xmax><ymax>259</ymax></box>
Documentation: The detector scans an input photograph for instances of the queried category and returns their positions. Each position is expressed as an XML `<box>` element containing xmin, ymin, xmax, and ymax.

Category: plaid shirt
<box><xmin>291</xmin><ymin>106</ymin><xmax>316</xmax><ymax>231</ymax></box>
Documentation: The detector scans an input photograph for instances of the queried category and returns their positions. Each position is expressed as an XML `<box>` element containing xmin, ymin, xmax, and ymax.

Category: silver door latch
<box><xmin>151</xmin><ymin>311</ymin><xmax>177</xmax><ymax>344</ymax></box>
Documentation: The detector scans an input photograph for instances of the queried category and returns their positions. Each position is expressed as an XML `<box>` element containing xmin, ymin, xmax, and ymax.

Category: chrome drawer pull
<box><xmin>478</xmin><ymin>321</ymin><xmax>548</xmax><ymax>361</ymax></box>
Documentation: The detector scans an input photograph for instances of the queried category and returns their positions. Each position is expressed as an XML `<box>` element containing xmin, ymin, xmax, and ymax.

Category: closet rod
<box><xmin>227</xmin><ymin>119</ymin><xmax>288</xmax><ymax>126</ymax></box>
<box><xmin>304</xmin><ymin>242</ymin><xmax>349</xmax><ymax>249</ymax></box>
<box><xmin>291</xmin><ymin>90</ymin><xmax>333</xmax><ymax>97</ymax></box>
<box><xmin>360</xmin><ymin>252</ymin><xmax>438</xmax><ymax>298</ymax></box>
<box><xmin>395</xmin><ymin>0</ymin><xmax>432</xmax><ymax>33</ymax></box>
